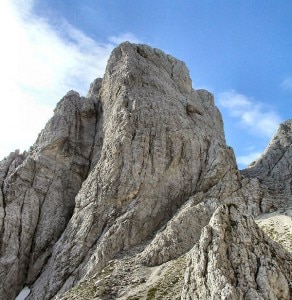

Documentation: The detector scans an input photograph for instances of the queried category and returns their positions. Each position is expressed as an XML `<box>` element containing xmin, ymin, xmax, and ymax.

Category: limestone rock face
<box><xmin>26</xmin><ymin>42</ymin><xmax>239</xmax><ymax>300</ymax></box>
<box><xmin>182</xmin><ymin>205</ymin><xmax>292</xmax><ymax>300</ymax></box>
<box><xmin>0</xmin><ymin>43</ymin><xmax>291</xmax><ymax>300</ymax></box>
<box><xmin>0</xmin><ymin>90</ymin><xmax>102</xmax><ymax>300</ymax></box>
<box><xmin>243</xmin><ymin>119</ymin><xmax>292</xmax><ymax>213</ymax></box>
<box><xmin>243</xmin><ymin>120</ymin><xmax>291</xmax><ymax>186</ymax></box>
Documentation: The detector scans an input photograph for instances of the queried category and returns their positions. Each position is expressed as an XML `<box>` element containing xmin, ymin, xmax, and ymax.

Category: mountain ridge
<box><xmin>0</xmin><ymin>42</ymin><xmax>291</xmax><ymax>300</ymax></box>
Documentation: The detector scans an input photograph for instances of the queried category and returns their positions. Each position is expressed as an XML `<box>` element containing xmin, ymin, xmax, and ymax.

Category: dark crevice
<box><xmin>196</xmin><ymin>139</ymin><xmax>210</xmax><ymax>191</ymax></box>
<box><xmin>136</xmin><ymin>46</ymin><xmax>148</xmax><ymax>59</ymax></box>
<box><xmin>17</xmin><ymin>192</ymin><xmax>27</xmax><ymax>254</ymax></box>
<box><xmin>87</xmin><ymin>100</ymin><xmax>104</xmax><ymax>175</ymax></box>
<box><xmin>148</xmin><ymin>130</ymin><xmax>156</xmax><ymax>174</ymax></box>
<box><xmin>254</xmin><ymin>257</ymin><xmax>261</xmax><ymax>291</ymax></box>
<box><xmin>267</xmin><ymin>147</ymin><xmax>289</xmax><ymax>177</ymax></box>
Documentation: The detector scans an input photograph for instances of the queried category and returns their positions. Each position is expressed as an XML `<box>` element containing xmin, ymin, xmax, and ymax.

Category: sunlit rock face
<box><xmin>0</xmin><ymin>43</ymin><xmax>291</xmax><ymax>300</ymax></box>
<box><xmin>242</xmin><ymin>119</ymin><xmax>292</xmax><ymax>213</ymax></box>
<box><xmin>182</xmin><ymin>205</ymin><xmax>291</xmax><ymax>300</ymax></box>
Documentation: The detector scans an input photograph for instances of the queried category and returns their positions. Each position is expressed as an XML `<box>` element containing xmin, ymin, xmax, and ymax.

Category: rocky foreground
<box><xmin>0</xmin><ymin>42</ymin><xmax>291</xmax><ymax>300</ymax></box>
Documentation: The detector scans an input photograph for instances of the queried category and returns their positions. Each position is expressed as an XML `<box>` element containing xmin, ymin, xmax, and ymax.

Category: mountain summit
<box><xmin>0</xmin><ymin>43</ymin><xmax>291</xmax><ymax>300</ymax></box>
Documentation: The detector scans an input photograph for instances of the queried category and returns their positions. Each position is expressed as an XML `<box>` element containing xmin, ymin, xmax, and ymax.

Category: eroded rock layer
<box><xmin>0</xmin><ymin>43</ymin><xmax>291</xmax><ymax>300</ymax></box>
<box><xmin>182</xmin><ymin>205</ymin><xmax>292</xmax><ymax>300</ymax></box>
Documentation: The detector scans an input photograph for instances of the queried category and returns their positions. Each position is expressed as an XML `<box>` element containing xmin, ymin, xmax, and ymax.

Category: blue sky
<box><xmin>0</xmin><ymin>0</ymin><xmax>291</xmax><ymax>168</ymax></box>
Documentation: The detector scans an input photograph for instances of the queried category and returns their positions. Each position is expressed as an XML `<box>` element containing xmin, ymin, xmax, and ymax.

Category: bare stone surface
<box><xmin>182</xmin><ymin>205</ymin><xmax>292</xmax><ymax>300</ymax></box>
<box><xmin>26</xmin><ymin>42</ymin><xmax>240</xmax><ymax>300</ymax></box>
<box><xmin>0</xmin><ymin>43</ymin><xmax>291</xmax><ymax>300</ymax></box>
<box><xmin>0</xmin><ymin>89</ymin><xmax>102</xmax><ymax>300</ymax></box>
<box><xmin>242</xmin><ymin>119</ymin><xmax>292</xmax><ymax>214</ymax></box>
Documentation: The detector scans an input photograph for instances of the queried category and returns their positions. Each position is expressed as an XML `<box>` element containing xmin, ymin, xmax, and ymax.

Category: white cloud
<box><xmin>280</xmin><ymin>77</ymin><xmax>292</xmax><ymax>90</ymax></box>
<box><xmin>218</xmin><ymin>90</ymin><xmax>281</xmax><ymax>137</ymax></box>
<box><xmin>237</xmin><ymin>151</ymin><xmax>262</xmax><ymax>168</ymax></box>
<box><xmin>108</xmin><ymin>32</ymin><xmax>142</xmax><ymax>45</ymax></box>
<box><xmin>0</xmin><ymin>0</ymin><xmax>140</xmax><ymax>159</ymax></box>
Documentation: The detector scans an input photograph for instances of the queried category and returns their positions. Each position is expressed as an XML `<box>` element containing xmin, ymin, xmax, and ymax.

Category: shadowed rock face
<box><xmin>0</xmin><ymin>90</ymin><xmax>102</xmax><ymax>300</ymax></box>
<box><xmin>0</xmin><ymin>43</ymin><xmax>291</xmax><ymax>300</ymax></box>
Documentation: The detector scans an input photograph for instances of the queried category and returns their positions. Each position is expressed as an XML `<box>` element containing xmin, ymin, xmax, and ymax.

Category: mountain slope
<box><xmin>0</xmin><ymin>43</ymin><xmax>291</xmax><ymax>300</ymax></box>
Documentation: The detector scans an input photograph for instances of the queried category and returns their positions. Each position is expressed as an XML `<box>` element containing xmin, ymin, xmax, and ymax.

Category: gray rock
<box><xmin>182</xmin><ymin>205</ymin><xmax>292</xmax><ymax>300</ymax></box>
<box><xmin>242</xmin><ymin>119</ymin><xmax>292</xmax><ymax>214</ymax></box>
<box><xmin>0</xmin><ymin>88</ymin><xmax>102</xmax><ymax>299</ymax></box>
<box><xmin>0</xmin><ymin>42</ymin><xmax>291</xmax><ymax>300</ymax></box>
<box><xmin>27</xmin><ymin>42</ymin><xmax>239</xmax><ymax>300</ymax></box>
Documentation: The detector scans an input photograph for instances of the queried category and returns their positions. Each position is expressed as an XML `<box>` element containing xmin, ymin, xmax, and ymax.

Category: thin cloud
<box><xmin>237</xmin><ymin>151</ymin><xmax>262</xmax><ymax>168</ymax></box>
<box><xmin>280</xmin><ymin>77</ymin><xmax>292</xmax><ymax>90</ymax></box>
<box><xmin>108</xmin><ymin>33</ymin><xmax>142</xmax><ymax>45</ymax></box>
<box><xmin>0</xmin><ymin>0</ymin><xmax>140</xmax><ymax>159</ymax></box>
<box><xmin>218</xmin><ymin>90</ymin><xmax>281</xmax><ymax>137</ymax></box>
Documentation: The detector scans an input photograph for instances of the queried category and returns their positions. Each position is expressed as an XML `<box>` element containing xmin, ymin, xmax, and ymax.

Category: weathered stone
<box><xmin>0</xmin><ymin>43</ymin><xmax>291</xmax><ymax>300</ymax></box>
<box><xmin>26</xmin><ymin>42</ymin><xmax>240</xmax><ymax>300</ymax></box>
<box><xmin>0</xmin><ymin>88</ymin><xmax>102</xmax><ymax>299</ymax></box>
<box><xmin>242</xmin><ymin>119</ymin><xmax>292</xmax><ymax>213</ymax></box>
<box><xmin>182</xmin><ymin>205</ymin><xmax>292</xmax><ymax>300</ymax></box>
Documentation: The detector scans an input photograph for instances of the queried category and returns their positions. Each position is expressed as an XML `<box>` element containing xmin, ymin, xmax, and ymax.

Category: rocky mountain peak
<box><xmin>0</xmin><ymin>43</ymin><xmax>291</xmax><ymax>300</ymax></box>
<box><xmin>243</xmin><ymin>119</ymin><xmax>291</xmax><ymax>184</ymax></box>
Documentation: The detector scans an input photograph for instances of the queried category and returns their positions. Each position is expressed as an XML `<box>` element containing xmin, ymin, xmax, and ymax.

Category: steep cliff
<box><xmin>0</xmin><ymin>90</ymin><xmax>102</xmax><ymax>299</ymax></box>
<box><xmin>0</xmin><ymin>43</ymin><xmax>291</xmax><ymax>300</ymax></box>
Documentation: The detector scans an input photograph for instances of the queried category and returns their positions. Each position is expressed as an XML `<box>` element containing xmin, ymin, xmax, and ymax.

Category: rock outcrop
<box><xmin>0</xmin><ymin>42</ymin><xmax>291</xmax><ymax>300</ymax></box>
<box><xmin>182</xmin><ymin>205</ymin><xmax>291</xmax><ymax>300</ymax></box>
<box><xmin>0</xmin><ymin>90</ymin><xmax>102</xmax><ymax>299</ymax></box>
<box><xmin>243</xmin><ymin>120</ymin><xmax>292</xmax><ymax>213</ymax></box>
